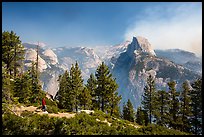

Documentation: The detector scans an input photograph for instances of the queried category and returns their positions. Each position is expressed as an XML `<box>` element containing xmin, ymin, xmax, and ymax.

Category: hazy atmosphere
<box><xmin>2</xmin><ymin>2</ymin><xmax>202</xmax><ymax>56</ymax></box>
<box><xmin>2</xmin><ymin>2</ymin><xmax>202</xmax><ymax>135</ymax></box>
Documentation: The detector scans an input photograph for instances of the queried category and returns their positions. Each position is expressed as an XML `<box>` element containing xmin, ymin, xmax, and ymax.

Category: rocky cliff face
<box><xmin>126</xmin><ymin>36</ymin><xmax>156</xmax><ymax>56</ymax></box>
<box><xmin>23</xmin><ymin>43</ymin><xmax>102</xmax><ymax>97</ymax></box>
<box><xmin>111</xmin><ymin>37</ymin><xmax>201</xmax><ymax>109</ymax></box>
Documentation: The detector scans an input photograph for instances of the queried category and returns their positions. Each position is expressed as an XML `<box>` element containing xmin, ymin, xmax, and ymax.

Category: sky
<box><xmin>2</xmin><ymin>2</ymin><xmax>202</xmax><ymax>56</ymax></box>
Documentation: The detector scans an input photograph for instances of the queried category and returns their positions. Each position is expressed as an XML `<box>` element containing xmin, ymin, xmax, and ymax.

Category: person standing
<box><xmin>42</xmin><ymin>98</ymin><xmax>46</xmax><ymax>112</ymax></box>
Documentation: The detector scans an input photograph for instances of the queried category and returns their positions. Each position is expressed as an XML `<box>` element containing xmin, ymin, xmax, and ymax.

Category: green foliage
<box><xmin>189</xmin><ymin>78</ymin><xmax>202</xmax><ymax>135</ymax></box>
<box><xmin>44</xmin><ymin>98</ymin><xmax>59</xmax><ymax>114</ymax></box>
<box><xmin>56</xmin><ymin>70</ymin><xmax>72</xmax><ymax>109</ymax></box>
<box><xmin>56</xmin><ymin>61</ymin><xmax>121</xmax><ymax>117</ymax></box>
<box><xmin>2</xmin><ymin>31</ymin><xmax>25</xmax><ymax>104</ymax></box>
<box><xmin>86</xmin><ymin>73</ymin><xmax>97</xmax><ymax>109</ymax></box>
<box><xmin>13</xmin><ymin>72</ymin><xmax>32</xmax><ymax>103</ymax></box>
<box><xmin>21</xmin><ymin>110</ymin><xmax>34</xmax><ymax>117</ymax></box>
<box><xmin>141</xmin><ymin>74</ymin><xmax>156</xmax><ymax>124</ymax></box>
<box><xmin>56</xmin><ymin>62</ymin><xmax>84</xmax><ymax>112</ymax></box>
<box><xmin>79</xmin><ymin>87</ymin><xmax>92</xmax><ymax>110</ymax></box>
<box><xmin>154</xmin><ymin>90</ymin><xmax>169</xmax><ymax>126</ymax></box>
<box><xmin>70</xmin><ymin>62</ymin><xmax>84</xmax><ymax>112</ymax></box>
<box><xmin>136</xmin><ymin>106</ymin><xmax>148</xmax><ymax>126</ymax></box>
<box><xmin>167</xmin><ymin>81</ymin><xmax>181</xmax><ymax>130</ymax></box>
<box><xmin>179</xmin><ymin>81</ymin><xmax>192</xmax><ymax>132</ymax></box>
<box><xmin>2</xmin><ymin>31</ymin><xmax>25</xmax><ymax>78</ymax></box>
<box><xmin>46</xmin><ymin>105</ymin><xmax>59</xmax><ymax>114</ymax></box>
<box><xmin>2</xmin><ymin>64</ymin><xmax>15</xmax><ymax>104</ymax></box>
<box><xmin>137</xmin><ymin>124</ymin><xmax>190</xmax><ymax>135</ymax></box>
<box><xmin>123</xmin><ymin>99</ymin><xmax>135</xmax><ymax>122</ymax></box>
<box><xmin>2</xmin><ymin>109</ymin><xmax>190</xmax><ymax>135</ymax></box>
<box><xmin>95</xmin><ymin>62</ymin><xmax>121</xmax><ymax>114</ymax></box>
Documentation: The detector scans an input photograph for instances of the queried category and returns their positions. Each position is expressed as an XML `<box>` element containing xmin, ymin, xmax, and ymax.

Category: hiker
<box><xmin>42</xmin><ymin>98</ymin><xmax>47</xmax><ymax>112</ymax></box>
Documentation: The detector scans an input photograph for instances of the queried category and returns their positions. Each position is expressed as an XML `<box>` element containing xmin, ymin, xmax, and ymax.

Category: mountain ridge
<box><xmin>22</xmin><ymin>36</ymin><xmax>202</xmax><ymax>109</ymax></box>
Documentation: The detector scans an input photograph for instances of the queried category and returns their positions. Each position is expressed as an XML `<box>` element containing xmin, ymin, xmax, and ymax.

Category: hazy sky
<box><xmin>2</xmin><ymin>2</ymin><xmax>202</xmax><ymax>56</ymax></box>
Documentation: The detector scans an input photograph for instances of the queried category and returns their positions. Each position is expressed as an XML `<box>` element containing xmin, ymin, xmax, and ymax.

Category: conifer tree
<box><xmin>57</xmin><ymin>70</ymin><xmax>71</xmax><ymax>109</ymax></box>
<box><xmin>79</xmin><ymin>87</ymin><xmax>92</xmax><ymax>110</ymax></box>
<box><xmin>28</xmin><ymin>62</ymin><xmax>43</xmax><ymax>104</ymax></box>
<box><xmin>2</xmin><ymin>31</ymin><xmax>25</xmax><ymax>103</ymax></box>
<box><xmin>95</xmin><ymin>62</ymin><xmax>111</xmax><ymax>111</ymax></box>
<box><xmin>190</xmin><ymin>78</ymin><xmax>202</xmax><ymax>135</ymax></box>
<box><xmin>141</xmin><ymin>74</ymin><xmax>156</xmax><ymax>124</ymax></box>
<box><xmin>70</xmin><ymin>62</ymin><xmax>84</xmax><ymax>112</ymax></box>
<box><xmin>123</xmin><ymin>99</ymin><xmax>135</xmax><ymax>122</ymax></box>
<box><xmin>95</xmin><ymin>62</ymin><xmax>121</xmax><ymax>113</ymax></box>
<box><xmin>136</xmin><ymin>106</ymin><xmax>149</xmax><ymax>126</ymax></box>
<box><xmin>2</xmin><ymin>31</ymin><xmax>25</xmax><ymax>77</ymax></box>
<box><xmin>86</xmin><ymin>73</ymin><xmax>97</xmax><ymax>109</ymax></box>
<box><xmin>106</xmin><ymin>78</ymin><xmax>122</xmax><ymax>117</ymax></box>
<box><xmin>2</xmin><ymin>61</ymin><xmax>14</xmax><ymax>103</ymax></box>
<box><xmin>154</xmin><ymin>90</ymin><xmax>169</xmax><ymax>126</ymax></box>
<box><xmin>179</xmin><ymin>81</ymin><xmax>192</xmax><ymax>132</ymax></box>
<box><xmin>167</xmin><ymin>81</ymin><xmax>180</xmax><ymax>130</ymax></box>
<box><xmin>13</xmin><ymin>72</ymin><xmax>32</xmax><ymax>103</ymax></box>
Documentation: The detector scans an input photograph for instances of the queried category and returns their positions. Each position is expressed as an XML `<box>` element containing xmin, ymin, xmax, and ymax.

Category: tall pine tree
<box><xmin>57</xmin><ymin>70</ymin><xmax>72</xmax><ymax>109</ymax></box>
<box><xmin>179</xmin><ymin>81</ymin><xmax>192</xmax><ymax>132</ymax></box>
<box><xmin>28</xmin><ymin>62</ymin><xmax>44</xmax><ymax>104</ymax></box>
<box><xmin>95</xmin><ymin>62</ymin><xmax>121</xmax><ymax>113</ymax></box>
<box><xmin>13</xmin><ymin>72</ymin><xmax>32</xmax><ymax>104</ymax></box>
<box><xmin>86</xmin><ymin>73</ymin><xmax>97</xmax><ymax>110</ymax></box>
<box><xmin>79</xmin><ymin>87</ymin><xmax>92</xmax><ymax>110</ymax></box>
<box><xmin>123</xmin><ymin>99</ymin><xmax>135</xmax><ymax>122</ymax></box>
<box><xmin>141</xmin><ymin>74</ymin><xmax>156</xmax><ymax>124</ymax></box>
<box><xmin>154</xmin><ymin>90</ymin><xmax>169</xmax><ymax>126</ymax></box>
<box><xmin>70</xmin><ymin>62</ymin><xmax>84</xmax><ymax>112</ymax></box>
<box><xmin>136</xmin><ymin>106</ymin><xmax>148</xmax><ymax>126</ymax></box>
<box><xmin>2</xmin><ymin>31</ymin><xmax>25</xmax><ymax>104</ymax></box>
<box><xmin>190</xmin><ymin>78</ymin><xmax>202</xmax><ymax>135</ymax></box>
<box><xmin>2</xmin><ymin>31</ymin><xmax>24</xmax><ymax>77</ymax></box>
<box><xmin>106</xmin><ymin>78</ymin><xmax>121</xmax><ymax>117</ymax></box>
<box><xmin>167</xmin><ymin>81</ymin><xmax>180</xmax><ymax>130</ymax></box>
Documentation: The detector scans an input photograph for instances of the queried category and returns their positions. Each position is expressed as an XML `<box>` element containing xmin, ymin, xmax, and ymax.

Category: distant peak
<box><xmin>127</xmin><ymin>36</ymin><xmax>156</xmax><ymax>56</ymax></box>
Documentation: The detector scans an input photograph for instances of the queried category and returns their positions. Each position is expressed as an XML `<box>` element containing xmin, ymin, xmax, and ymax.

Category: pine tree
<box><xmin>28</xmin><ymin>62</ymin><xmax>43</xmax><ymax>104</ymax></box>
<box><xmin>79</xmin><ymin>87</ymin><xmax>92</xmax><ymax>110</ymax></box>
<box><xmin>2</xmin><ymin>31</ymin><xmax>25</xmax><ymax>104</ymax></box>
<box><xmin>110</xmin><ymin>92</ymin><xmax>122</xmax><ymax>117</ymax></box>
<box><xmin>123</xmin><ymin>99</ymin><xmax>135</xmax><ymax>122</ymax></box>
<box><xmin>141</xmin><ymin>74</ymin><xmax>156</xmax><ymax>124</ymax></box>
<box><xmin>167</xmin><ymin>81</ymin><xmax>180</xmax><ymax>130</ymax></box>
<box><xmin>86</xmin><ymin>73</ymin><xmax>97</xmax><ymax>110</ymax></box>
<box><xmin>179</xmin><ymin>81</ymin><xmax>192</xmax><ymax>132</ymax></box>
<box><xmin>106</xmin><ymin>78</ymin><xmax>122</xmax><ymax>117</ymax></box>
<box><xmin>2</xmin><ymin>61</ymin><xmax>14</xmax><ymax>103</ymax></box>
<box><xmin>154</xmin><ymin>90</ymin><xmax>169</xmax><ymax>127</ymax></box>
<box><xmin>189</xmin><ymin>78</ymin><xmax>202</xmax><ymax>135</ymax></box>
<box><xmin>95</xmin><ymin>62</ymin><xmax>110</xmax><ymax>112</ymax></box>
<box><xmin>13</xmin><ymin>72</ymin><xmax>32</xmax><ymax>104</ymax></box>
<box><xmin>2</xmin><ymin>31</ymin><xmax>25</xmax><ymax>77</ymax></box>
<box><xmin>57</xmin><ymin>70</ymin><xmax>71</xmax><ymax>109</ymax></box>
<box><xmin>95</xmin><ymin>62</ymin><xmax>121</xmax><ymax>113</ymax></box>
<box><xmin>70</xmin><ymin>62</ymin><xmax>84</xmax><ymax>112</ymax></box>
<box><xmin>136</xmin><ymin>106</ymin><xmax>148</xmax><ymax>126</ymax></box>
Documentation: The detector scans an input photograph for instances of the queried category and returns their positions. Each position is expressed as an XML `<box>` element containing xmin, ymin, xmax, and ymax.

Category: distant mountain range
<box><xmin>23</xmin><ymin>36</ymin><xmax>202</xmax><ymax>109</ymax></box>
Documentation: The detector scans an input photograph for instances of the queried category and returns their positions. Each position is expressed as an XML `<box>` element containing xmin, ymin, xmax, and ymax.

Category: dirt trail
<box><xmin>11</xmin><ymin>105</ymin><xmax>140</xmax><ymax>129</ymax></box>
<box><xmin>37</xmin><ymin>112</ymin><xmax>76</xmax><ymax>119</ymax></box>
<box><xmin>11</xmin><ymin>105</ymin><xmax>76</xmax><ymax>119</ymax></box>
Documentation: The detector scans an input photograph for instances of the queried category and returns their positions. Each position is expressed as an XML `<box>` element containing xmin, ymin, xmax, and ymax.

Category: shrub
<box><xmin>46</xmin><ymin>105</ymin><xmax>59</xmax><ymax>114</ymax></box>
<box><xmin>21</xmin><ymin>110</ymin><xmax>34</xmax><ymax>117</ymax></box>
